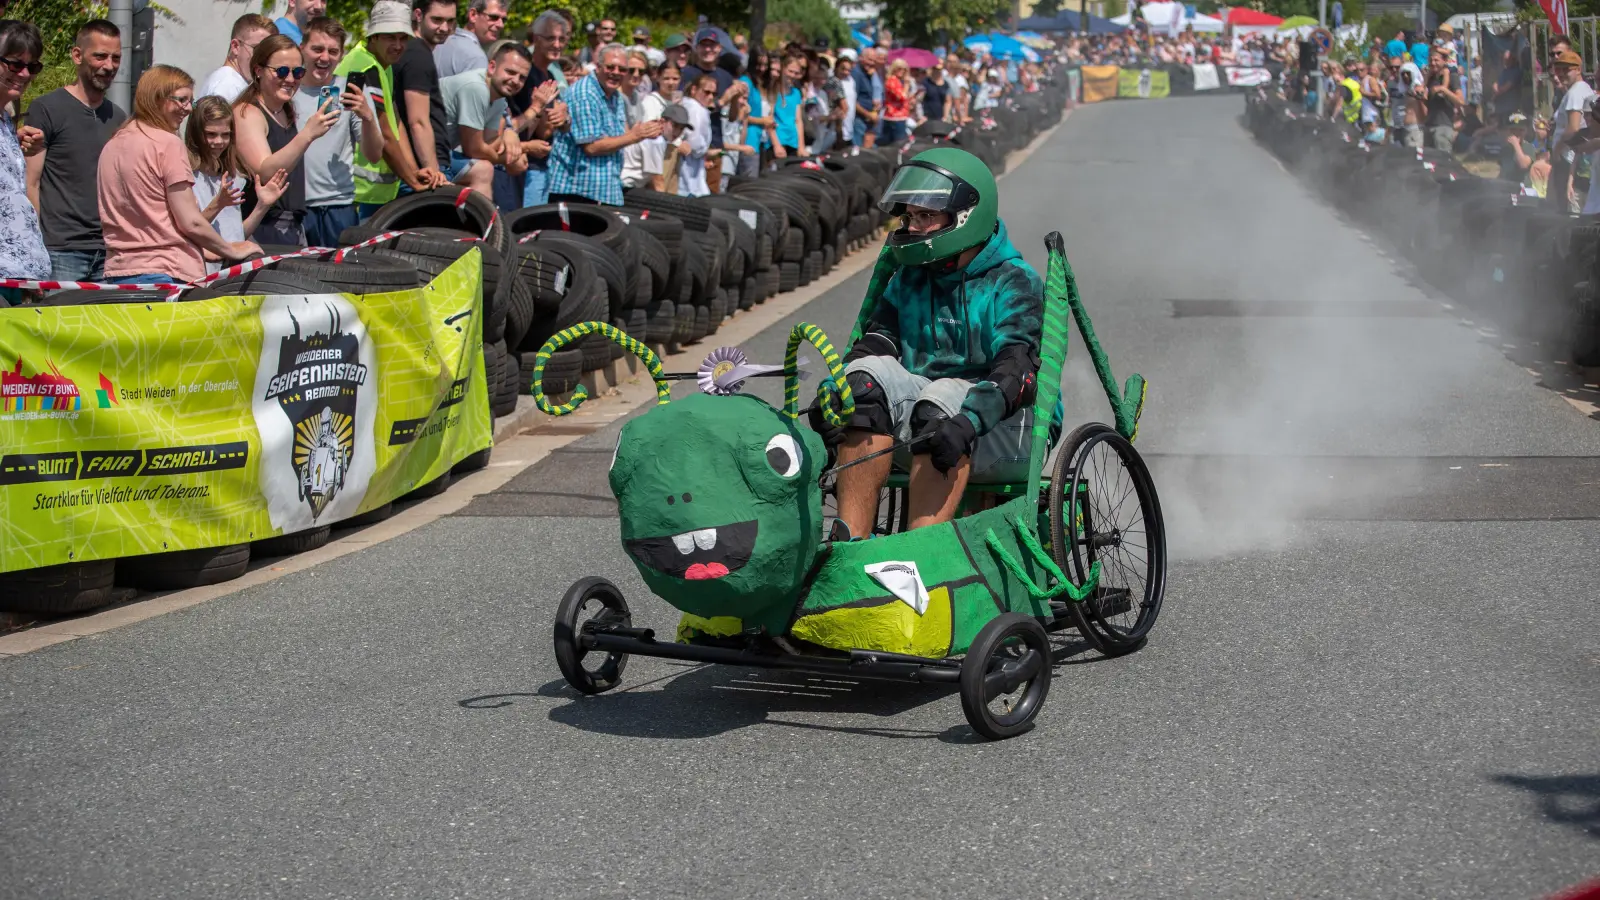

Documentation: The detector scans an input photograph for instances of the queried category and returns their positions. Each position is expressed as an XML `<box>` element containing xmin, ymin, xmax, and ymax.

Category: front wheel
<box><xmin>1048</xmin><ymin>423</ymin><xmax>1167</xmax><ymax>656</ymax></box>
<box><xmin>553</xmin><ymin>577</ymin><xmax>631</xmax><ymax>694</ymax></box>
<box><xmin>960</xmin><ymin>613</ymin><xmax>1052</xmax><ymax>740</ymax></box>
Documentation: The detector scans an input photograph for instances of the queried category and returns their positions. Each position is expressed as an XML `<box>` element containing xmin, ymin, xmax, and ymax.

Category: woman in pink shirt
<box><xmin>98</xmin><ymin>65</ymin><xmax>261</xmax><ymax>284</ymax></box>
<box><xmin>881</xmin><ymin>58</ymin><xmax>913</xmax><ymax>144</ymax></box>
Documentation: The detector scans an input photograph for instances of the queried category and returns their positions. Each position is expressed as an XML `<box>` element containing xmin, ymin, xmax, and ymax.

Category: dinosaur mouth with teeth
<box><xmin>624</xmin><ymin>520</ymin><xmax>759</xmax><ymax>580</ymax></box>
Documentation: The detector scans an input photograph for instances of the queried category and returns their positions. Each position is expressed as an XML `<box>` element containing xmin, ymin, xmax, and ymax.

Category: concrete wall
<box><xmin>151</xmin><ymin>0</ymin><xmax>284</xmax><ymax>83</ymax></box>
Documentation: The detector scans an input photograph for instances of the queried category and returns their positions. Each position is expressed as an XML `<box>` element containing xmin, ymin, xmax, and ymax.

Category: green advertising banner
<box><xmin>1118</xmin><ymin>68</ymin><xmax>1171</xmax><ymax>99</ymax></box>
<box><xmin>0</xmin><ymin>253</ymin><xmax>492</xmax><ymax>573</ymax></box>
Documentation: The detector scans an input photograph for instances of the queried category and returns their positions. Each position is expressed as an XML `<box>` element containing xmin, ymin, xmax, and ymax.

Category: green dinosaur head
<box><xmin>609</xmin><ymin>392</ymin><xmax>826</xmax><ymax>634</ymax></box>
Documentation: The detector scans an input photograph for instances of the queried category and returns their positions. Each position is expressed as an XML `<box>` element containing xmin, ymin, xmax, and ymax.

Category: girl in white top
<box><xmin>184</xmin><ymin>96</ymin><xmax>287</xmax><ymax>272</ymax></box>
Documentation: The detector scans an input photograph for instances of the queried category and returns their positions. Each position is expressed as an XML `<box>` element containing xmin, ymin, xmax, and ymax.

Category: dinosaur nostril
<box><xmin>681</xmin><ymin>492</ymin><xmax>692</xmax><ymax>503</ymax></box>
<box><xmin>666</xmin><ymin>495</ymin><xmax>675</xmax><ymax>505</ymax></box>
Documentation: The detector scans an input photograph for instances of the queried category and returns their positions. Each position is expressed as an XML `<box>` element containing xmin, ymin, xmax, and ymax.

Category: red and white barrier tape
<box><xmin>454</xmin><ymin>187</ymin><xmax>498</xmax><ymax>238</ymax></box>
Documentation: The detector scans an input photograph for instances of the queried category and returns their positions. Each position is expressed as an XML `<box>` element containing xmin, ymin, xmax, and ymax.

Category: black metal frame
<box><xmin>581</xmin><ymin>621</ymin><xmax>962</xmax><ymax>684</ymax></box>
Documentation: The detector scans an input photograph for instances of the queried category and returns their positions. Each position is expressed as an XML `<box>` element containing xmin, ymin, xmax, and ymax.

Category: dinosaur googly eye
<box><xmin>765</xmin><ymin>434</ymin><xmax>802</xmax><ymax>478</ymax></box>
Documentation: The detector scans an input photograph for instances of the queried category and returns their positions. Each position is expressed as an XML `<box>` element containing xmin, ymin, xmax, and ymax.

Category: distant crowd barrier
<box><xmin>1067</xmin><ymin>62</ymin><xmax>1279</xmax><ymax>103</ymax></box>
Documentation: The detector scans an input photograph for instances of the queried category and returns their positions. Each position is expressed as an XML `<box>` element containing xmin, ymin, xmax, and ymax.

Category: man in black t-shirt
<box><xmin>23</xmin><ymin>19</ymin><xmax>126</xmax><ymax>281</ymax></box>
<box><xmin>392</xmin><ymin>0</ymin><xmax>455</xmax><ymax>192</ymax></box>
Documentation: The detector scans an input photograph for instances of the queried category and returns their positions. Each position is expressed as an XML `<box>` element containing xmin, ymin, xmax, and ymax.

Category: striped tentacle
<box><xmin>531</xmin><ymin>321</ymin><xmax>668</xmax><ymax>415</ymax></box>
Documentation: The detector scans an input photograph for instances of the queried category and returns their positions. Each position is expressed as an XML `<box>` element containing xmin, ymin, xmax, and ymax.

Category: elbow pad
<box><xmin>843</xmin><ymin>330</ymin><xmax>900</xmax><ymax>365</ymax></box>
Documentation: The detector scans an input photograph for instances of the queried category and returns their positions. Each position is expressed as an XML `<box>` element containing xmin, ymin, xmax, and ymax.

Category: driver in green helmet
<box><xmin>811</xmin><ymin>146</ymin><xmax>1043</xmax><ymax>540</ymax></box>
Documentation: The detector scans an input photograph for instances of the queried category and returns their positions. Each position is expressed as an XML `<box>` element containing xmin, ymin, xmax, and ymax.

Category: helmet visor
<box><xmin>879</xmin><ymin>165</ymin><xmax>959</xmax><ymax>215</ymax></box>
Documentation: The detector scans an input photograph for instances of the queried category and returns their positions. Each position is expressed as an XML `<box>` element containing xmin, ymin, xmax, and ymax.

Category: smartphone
<box><xmin>345</xmin><ymin>70</ymin><xmax>366</xmax><ymax>92</ymax></box>
<box><xmin>319</xmin><ymin>84</ymin><xmax>340</xmax><ymax>112</ymax></box>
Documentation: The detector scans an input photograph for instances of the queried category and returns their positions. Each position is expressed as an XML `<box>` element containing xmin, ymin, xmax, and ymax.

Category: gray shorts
<box><xmin>845</xmin><ymin>355</ymin><xmax>1032</xmax><ymax>484</ymax></box>
<box><xmin>1402</xmin><ymin>124</ymin><xmax>1424</xmax><ymax>149</ymax></box>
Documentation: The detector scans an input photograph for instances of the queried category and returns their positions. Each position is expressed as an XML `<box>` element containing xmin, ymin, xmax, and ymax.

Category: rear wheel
<box><xmin>960</xmin><ymin>613</ymin><xmax>1051</xmax><ymax>740</ymax></box>
<box><xmin>1048</xmin><ymin>423</ymin><xmax>1167</xmax><ymax>656</ymax></box>
<box><xmin>554</xmin><ymin>576</ymin><xmax>631</xmax><ymax>694</ymax></box>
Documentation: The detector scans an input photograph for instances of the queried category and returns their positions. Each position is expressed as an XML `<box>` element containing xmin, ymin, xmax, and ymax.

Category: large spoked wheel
<box><xmin>553</xmin><ymin>576</ymin><xmax>631</xmax><ymax>694</ymax></box>
<box><xmin>1048</xmin><ymin>423</ymin><xmax>1167</xmax><ymax>657</ymax></box>
<box><xmin>960</xmin><ymin>613</ymin><xmax>1053</xmax><ymax>740</ymax></box>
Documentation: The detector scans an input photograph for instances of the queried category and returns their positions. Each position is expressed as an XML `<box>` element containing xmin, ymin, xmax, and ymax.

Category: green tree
<box><xmin>765</xmin><ymin>0</ymin><xmax>852</xmax><ymax>46</ymax></box>
<box><xmin>880</xmin><ymin>0</ymin><xmax>1011</xmax><ymax>46</ymax></box>
<box><xmin>1031</xmin><ymin>0</ymin><xmax>1063</xmax><ymax>17</ymax></box>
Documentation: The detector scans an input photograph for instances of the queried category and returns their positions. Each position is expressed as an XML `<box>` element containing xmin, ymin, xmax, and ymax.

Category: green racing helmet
<box><xmin>879</xmin><ymin>147</ymin><xmax>998</xmax><ymax>267</ymax></box>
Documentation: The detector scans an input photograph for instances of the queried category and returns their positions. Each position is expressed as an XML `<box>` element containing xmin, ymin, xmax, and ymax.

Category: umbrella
<box><xmin>851</xmin><ymin>29</ymin><xmax>873</xmax><ymax>48</ymax></box>
<box><xmin>1277</xmin><ymin>15</ymin><xmax>1317</xmax><ymax>29</ymax></box>
<box><xmin>1014</xmin><ymin>30</ymin><xmax>1054</xmax><ymax>49</ymax></box>
<box><xmin>887</xmin><ymin>47</ymin><xmax>940</xmax><ymax>68</ymax></box>
<box><xmin>966</xmin><ymin>33</ymin><xmax>1038</xmax><ymax>62</ymax></box>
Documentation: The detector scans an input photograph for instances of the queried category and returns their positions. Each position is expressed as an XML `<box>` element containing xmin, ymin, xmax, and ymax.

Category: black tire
<box><xmin>400</xmin><ymin>470</ymin><xmax>452</xmax><ymax>501</ymax></box>
<box><xmin>519</xmin><ymin>231</ymin><xmax>629</xmax><ymax>321</ymax></box>
<box><xmin>0</xmin><ymin>560</ymin><xmax>115</xmax><ymax>614</ymax></box>
<box><xmin>503</xmin><ymin>203</ymin><xmax>642</xmax><ymax>303</ymax></box>
<box><xmin>452</xmin><ymin>446</ymin><xmax>493</xmax><ymax>473</ymax></box>
<box><xmin>620</xmin><ymin>187</ymin><xmax>713</xmax><ymax>231</ymax></box>
<box><xmin>1048</xmin><ymin>423</ymin><xmax>1167</xmax><ymax>656</ymax></box>
<box><xmin>251</xmin><ymin>525</ymin><xmax>332</xmax><ymax>558</ymax></box>
<box><xmin>183</xmin><ymin>270</ymin><xmax>332</xmax><ymax>301</ymax></box>
<box><xmin>118</xmin><ymin>543</ymin><xmax>250</xmax><ymax>590</ymax></box>
<box><xmin>339</xmin><ymin>502</ymin><xmax>394</xmax><ymax>527</ymax></box>
<box><xmin>523</xmin><ymin>347</ymin><xmax>583</xmax><ymax>395</ymax></box>
<box><xmin>272</xmin><ymin>254</ymin><xmax>422</xmax><ymax>293</ymax></box>
<box><xmin>960</xmin><ymin>612</ymin><xmax>1051</xmax><ymax>740</ymax></box>
<box><xmin>363</xmin><ymin>186</ymin><xmax>508</xmax><ymax>253</ymax></box>
<box><xmin>778</xmin><ymin>260</ymin><xmax>800</xmax><ymax>293</ymax></box>
<box><xmin>554</xmin><ymin>576</ymin><xmax>631</xmax><ymax>694</ymax></box>
<box><xmin>644</xmin><ymin>299</ymin><xmax>676</xmax><ymax>342</ymax></box>
<box><xmin>40</xmin><ymin>288</ymin><xmax>173</xmax><ymax>306</ymax></box>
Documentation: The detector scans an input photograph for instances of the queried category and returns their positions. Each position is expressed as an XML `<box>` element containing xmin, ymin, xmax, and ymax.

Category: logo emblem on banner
<box><xmin>253</xmin><ymin>295</ymin><xmax>379</xmax><ymax>531</ymax></box>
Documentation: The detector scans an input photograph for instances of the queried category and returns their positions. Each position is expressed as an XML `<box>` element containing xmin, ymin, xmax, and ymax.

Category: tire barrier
<box><xmin>1242</xmin><ymin>88</ymin><xmax>1600</xmax><ymax>367</ymax></box>
<box><xmin>0</xmin><ymin>79</ymin><xmax>1074</xmax><ymax>620</ymax></box>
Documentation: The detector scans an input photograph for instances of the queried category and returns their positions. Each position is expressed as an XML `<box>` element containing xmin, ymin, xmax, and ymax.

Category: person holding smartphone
<box><xmin>293</xmin><ymin>17</ymin><xmax>384</xmax><ymax>246</ymax></box>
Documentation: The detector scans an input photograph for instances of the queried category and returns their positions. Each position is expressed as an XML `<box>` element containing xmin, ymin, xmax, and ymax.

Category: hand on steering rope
<box><xmin>926</xmin><ymin>414</ymin><xmax>977</xmax><ymax>476</ymax></box>
<box><xmin>808</xmin><ymin>378</ymin><xmax>848</xmax><ymax>450</ymax></box>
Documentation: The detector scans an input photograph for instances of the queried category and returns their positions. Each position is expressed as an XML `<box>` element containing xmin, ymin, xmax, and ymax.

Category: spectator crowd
<box><xmin>0</xmin><ymin>5</ymin><xmax>1057</xmax><ymax>296</ymax></box>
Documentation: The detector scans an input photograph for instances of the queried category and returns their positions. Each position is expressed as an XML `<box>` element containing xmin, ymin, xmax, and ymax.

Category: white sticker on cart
<box><xmin>864</xmin><ymin>561</ymin><xmax>930</xmax><ymax>615</ymax></box>
<box><xmin>738</xmin><ymin>210</ymin><xmax>759</xmax><ymax>231</ymax></box>
<box><xmin>554</xmin><ymin>265</ymin><xmax>570</xmax><ymax>295</ymax></box>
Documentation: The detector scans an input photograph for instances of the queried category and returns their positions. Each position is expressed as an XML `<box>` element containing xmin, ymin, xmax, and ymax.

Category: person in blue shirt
<box><xmin>1410</xmin><ymin>40</ymin><xmax>1429</xmax><ymax>68</ymax></box>
<box><xmin>772</xmin><ymin>54</ymin><xmax>806</xmax><ymax>157</ymax></box>
<box><xmin>738</xmin><ymin>48</ymin><xmax>770</xmax><ymax>175</ymax></box>
<box><xmin>851</xmin><ymin>47</ymin><xmax>879</xmax><ymax>147</ymax></box>
<box><xmin>273</xmin><ymin>0</ymin><xmax>324</xmax><ymax>45</ymax></box>
<box><xmin>1385</xmin><ymin>34</ymin><xmax>1407</xmax><ymax>61</ymax></box>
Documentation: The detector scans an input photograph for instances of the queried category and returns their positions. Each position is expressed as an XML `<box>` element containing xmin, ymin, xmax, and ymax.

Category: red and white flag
<box><xmin>1540</xmin><ymin>0</ymin><xmax>1568</xmax><ymax>35</ymax></box>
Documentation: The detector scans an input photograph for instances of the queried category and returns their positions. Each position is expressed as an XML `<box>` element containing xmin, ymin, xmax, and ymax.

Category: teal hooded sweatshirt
<box><xmin>852</xmin><ymin>219</ymin><xmax>1044</xmax><ymax>434</ymax></box>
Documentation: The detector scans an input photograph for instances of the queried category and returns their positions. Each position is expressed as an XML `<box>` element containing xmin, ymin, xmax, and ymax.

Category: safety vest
<box><xmin>1340</xmin><ymin>76</ymin><xmax>1362</xmax><ymax>125</ymax></box>
<box><xmin>333</xmin><ymin>42</ymin><xmax>400</xmax><ymax>205</ymax></box>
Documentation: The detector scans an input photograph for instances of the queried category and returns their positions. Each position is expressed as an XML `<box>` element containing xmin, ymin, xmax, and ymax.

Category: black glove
<box><xmin>925</xmin><ymin>414</ymin><xmax>978</xmax><ymax>476</ymax></box>
<box><xmin>809</xmin><ymin>379</ymin><xmax>847</xmax><ymax>449</ymax></box>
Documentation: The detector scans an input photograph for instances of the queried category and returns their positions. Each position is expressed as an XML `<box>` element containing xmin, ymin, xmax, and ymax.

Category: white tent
<box><xmin>1111</xmin><ymin>2</ymin><xmax>1225</xmax><ymax>34</ymax></box>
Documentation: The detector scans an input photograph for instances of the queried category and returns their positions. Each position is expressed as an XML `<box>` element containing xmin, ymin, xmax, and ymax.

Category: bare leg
<box><xmin>834</xmin><ymin>431</ymin><xmax>894</xmax><ymax>538</ymax></box>
<box><xmin>456</xmin><ymin>159</ymin><xmax>495</xmax><ymax>200</ymax></box>
<box><xmin>906</xmin><ymin>455</ymin><xmax>971</xmax><ymax>529</ymax></box>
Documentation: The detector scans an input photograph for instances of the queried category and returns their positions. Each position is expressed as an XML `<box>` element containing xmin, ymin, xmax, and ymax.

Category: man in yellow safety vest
<box><xmin>334</xmin><ymin>0</ymin><xmax>448</xmax><ymax>219</ymax></box>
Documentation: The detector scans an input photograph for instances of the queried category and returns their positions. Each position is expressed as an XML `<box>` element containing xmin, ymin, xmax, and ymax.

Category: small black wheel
<box><xmin>553</xmin><ymin>577</ymin><xmax>631</xmax><ymax>694</ymax></box>
<box><xmin>960</xmin><ymin>613</ymin><xmax>1052</xmax><ymax>740</ymax></box>
<box><xmin>1048</xmin><ymin>423</ymin><xmax>1167</xmax><ymax>656</ymax></box>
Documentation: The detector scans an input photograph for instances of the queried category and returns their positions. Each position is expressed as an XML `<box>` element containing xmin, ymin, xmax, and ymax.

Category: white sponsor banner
<box><xmin>1225</xmin><ymin>66</ymin><xmax>1272</xmax><ymax>87</ymax></box>
<box><xmin>1192</xmin><ymin>63</ymin><xmax>1220</xmax><ymax>91</ymax></box>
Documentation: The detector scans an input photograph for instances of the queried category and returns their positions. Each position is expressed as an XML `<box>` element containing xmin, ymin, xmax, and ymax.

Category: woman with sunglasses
<box><xmin>0</xmin><ymin>20</ymin><xmax>50</xmax><ymax>297</ymax></box>
<box><xmin>97</xmin><ymin>65</ymin><xmax>262</xmax><ymax>284</ymax></box>
<box><xmin>233</xmin><ymin>34</ymin><xmax>339</xmax><ymax>246</ymax></box>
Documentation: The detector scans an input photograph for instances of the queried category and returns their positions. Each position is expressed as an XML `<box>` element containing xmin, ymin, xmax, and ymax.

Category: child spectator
<box><xmin>185</xmin><ymin>96</ymin><xmax>287</xmax><ymax>272</ymax></box>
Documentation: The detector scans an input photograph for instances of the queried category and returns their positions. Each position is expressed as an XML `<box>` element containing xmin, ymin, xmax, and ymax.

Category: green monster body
<box><xmin>531</xmin><ymin>235</ymin><xmax>1138</xmax><ymax>661</ymax></box>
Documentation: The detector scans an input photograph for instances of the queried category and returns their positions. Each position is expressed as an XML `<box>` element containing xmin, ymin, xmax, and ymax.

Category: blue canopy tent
<box><xmin>964</xmin><ymin>33</ymin><xmax>1039</xmax><ymax>61</ymax></box>
<box><xmin>1016</xmin><ymin>10</ymin><xmax>1127</xmax><ymax>33</ymax></box>
<box><xmin>851</xmin><ymin>29</ymin><xmax>873</xmax><ymax>48</ymax></box>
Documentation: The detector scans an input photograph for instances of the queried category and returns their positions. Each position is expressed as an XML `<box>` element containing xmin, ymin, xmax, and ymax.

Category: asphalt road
<box><xmin>3</xmin><ymin>95</ymin><xmax>1597</xmax><ymax>900</ymax></box>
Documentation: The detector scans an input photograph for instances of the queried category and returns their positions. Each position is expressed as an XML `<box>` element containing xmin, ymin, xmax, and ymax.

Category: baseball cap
<box><xmin>839</xmin><ymin>47</ymin><xmax>858</xmax><ymax>61</ymax></box>
<box><xmin>664</xmin><ymin>32</ymin><xmax>689</xmax><ymax>49</ymax></box>
<box><xmin>633</xmin><ymin>26</ymin><xmax>650</xmax><ymax>40</ymax></box>
<box><xmin>695</xmin><ymin>27</ymin><xmax>721</xmax><ymax>46</ymax></box>
<box><xmin>366</xmin><ymin>0</ymin><xmax>410</xmax><ymax>36</ymax></box>
<box><xmin>661</xmin><ymin>103</ymin><xmax>693</xmax><ymax>128</ymax></box>
<box><xmin>1555</xmin><ymin>48</ymin><xmax>1583</xmax><ymax>68</ymax></box>
<box><xmin>1508</xmin><ymin>111</ymin><xmax>1529</xmax><ymax>124</ymax></box>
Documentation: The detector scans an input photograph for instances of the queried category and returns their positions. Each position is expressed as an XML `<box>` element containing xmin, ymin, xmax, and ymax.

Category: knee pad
<box><xmin>909</xmin><ymin>401</ymin><xmax>949</xmax><ymax>447</ymax></box>
<box><xmin>843</xmin><ymin>370</ymin><xmax>895</xmax><ymax>436</ymax></box>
